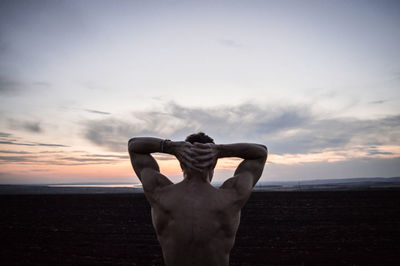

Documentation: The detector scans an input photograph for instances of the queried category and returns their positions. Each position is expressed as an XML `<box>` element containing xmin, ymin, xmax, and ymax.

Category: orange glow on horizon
<box><xmin>1</xmin><ymin>145</ymin><xmax>399</xmax><ymax>183</ymax></box>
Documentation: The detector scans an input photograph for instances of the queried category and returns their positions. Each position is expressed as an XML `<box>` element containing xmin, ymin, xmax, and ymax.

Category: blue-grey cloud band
<box><xmin>0</xmin><ymin>152</ymin><xmax>128</xmax><ymax>166</ymax></box>
<box><xmin>83</xmin><ymin>102</ymin><xmax>400</xmax><ymax>155</ymax></box>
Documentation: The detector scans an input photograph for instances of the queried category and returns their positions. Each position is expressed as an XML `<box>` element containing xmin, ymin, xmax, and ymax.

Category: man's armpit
<box><xmin>156</xmin><ymin>172</ymin><xmax>173</xmax><ymax>187</ymax></box>
<box><xmin>234</xmin><ymin>172</ymin><xmax>254</xmax><ymax>194</ymax></box>
<box><xmin>222</xmin><ymin>173</ymin><xmax>253</xmax><ymax>208</ymax></box>
<box><xmin>140</xmin><ymin>168</ymin><xmax>160</xmax><ymax>193</ymax></box>
<box><xmin>220</xmin><ymin>174</ymin><xmax>253</xmax><ymax>193</ymax></box>
<box><xmin>220</xmin><ymin>177</ymin><xmax>236</xmax><ymax>189</ymax></box>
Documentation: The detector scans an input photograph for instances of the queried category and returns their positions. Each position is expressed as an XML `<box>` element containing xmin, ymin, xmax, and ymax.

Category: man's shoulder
<box><xmin>219</xmin><ymin>172</ymin><xmax>253</xmax><ymax>191</ymax></box>
<box><xmin>141</xmin><ymin>168</ymin><xmax>174</xmax><ymax>194</ymax></box>
<box><xmin>218</xmin><ymin>173</ymin><xmax>254</xmax><ymax>206</ymax></box>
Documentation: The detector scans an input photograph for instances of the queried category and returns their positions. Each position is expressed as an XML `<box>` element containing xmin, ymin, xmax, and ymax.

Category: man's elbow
<box><xmin>259</xmin><ymin>144</ymin><xmax>268</xmax><ymax>158</ymax></box>
<box><xmin>128</xmin><ymin>138</ymin><xmax>137</xmax><ymax>153</ymax></box>
<box><xmin>259</xmin><ymin>145</ymin><xmax>268</xmax><ymax>162</ymax></box>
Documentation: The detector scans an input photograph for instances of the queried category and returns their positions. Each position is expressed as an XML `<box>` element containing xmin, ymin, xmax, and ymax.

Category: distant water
<box><xmin>48</xmin><ymin>184</ymin><xmax>142</xmax><ymax>188</ymax></box>
<box><xmin>1</xmin><ymin>177</ymin><xmax>398</xmax><ymax>195</ymax></box>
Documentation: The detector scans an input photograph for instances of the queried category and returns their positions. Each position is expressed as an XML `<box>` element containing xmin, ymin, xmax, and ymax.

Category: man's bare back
<box><xmin>128</xmin><ymin>133</ymin><xmax>268</xmax><ymax>266</ymax></box>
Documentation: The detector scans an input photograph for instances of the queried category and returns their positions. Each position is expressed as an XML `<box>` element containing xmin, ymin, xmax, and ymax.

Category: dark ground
<box><xmin>1</xmin><ymin>190</ymin><xmax>400</xmax><ymax>265</ymax></box>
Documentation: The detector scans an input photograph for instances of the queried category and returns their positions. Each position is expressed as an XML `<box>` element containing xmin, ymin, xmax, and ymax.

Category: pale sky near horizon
<box><xmin>0</xmin><ymin>0</ymin><xmax>399</xmax><ymax>184</ymax></box>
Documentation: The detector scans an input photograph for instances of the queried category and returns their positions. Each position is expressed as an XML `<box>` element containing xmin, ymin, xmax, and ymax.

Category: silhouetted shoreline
<box><xmin>1</xmin><ymin>190</ymin><xmax>400</xmax><ymax>265</ymax></box>
<box><xmin>1</xmin><ymin>176</ymin><xmax>400</xmax><ymax>194</ymax></box>
<box><xmin>0</xmin><ymin>184</ymin><xmax>142</xmax><ymax>194</ymax></box>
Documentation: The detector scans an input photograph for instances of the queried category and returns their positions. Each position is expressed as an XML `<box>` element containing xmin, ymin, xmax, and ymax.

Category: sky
<box><xmin>0</xmin><ymin>0</ymin><xmax>399</xmax><ymax>185</ymax></box>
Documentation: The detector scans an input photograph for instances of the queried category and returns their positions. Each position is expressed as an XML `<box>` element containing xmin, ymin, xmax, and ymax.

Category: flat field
<box><xmin>1</xmin><ymin>190</ymin><xmax>399</xmax><ymax>265</ymax></box>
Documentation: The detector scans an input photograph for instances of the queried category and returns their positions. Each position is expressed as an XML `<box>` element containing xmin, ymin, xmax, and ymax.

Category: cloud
<box><xmin>53</xmin><ymin>153</ymin><xmax>128</xmax><ymax>165</ymax></box>
<box><xmin>8</xmin><ymin>119</ymin><xmax>42</xmax><ymax>133</ymax></box>
<box><xmin>266</xmin><ymin>157</ymin><xmax>400</xmax><ymax>181</ymax></box>
<box><xmin>85</xmin><ymin>109</ymin><xmax>111</xmax><ymax>115</ymax></box>
<box><xmin>59</xmin><ymin>157</ymin><xmax>119</xmax><ymax>163</ymax></box>
<box><xmin>219</xmin><ymin>39</ymin><xmax>243</xmax><ymax>48</ymax></box>
<box><xmin>83</xmin><ymin>102</ymin><xmax>400</xmax><ymax>157</ymax></box>
<box><xmin>82</xmin><ymin>154</ymin><xmax>128</xmax><ymax>159</ymax></box>
<box><xmin>0</xmin><ymin>75</ymin><xmax>20</xmax><ymax>95</ymax></box>
<box><xmin>369</xmin><ymin>100</ymin><xmax>387</xmax><ymax>104</ymax></box>
<box><xmin>32</xmin><ymin>81</ymin><xmax>51</xmax><ymax>87</ymax></box>
<box><xmin>0</xmin><ymin>74</ymin><xmax>50</xmax><ymax>97</ymax></box>
<box><xmin>0</xmin><ymin>151</ymin><xmax>127</xmax><ymax>165</ymax></box>
<box><xmin>36</xmin><ymin>143</ymin><xmax>68</xmax><ymax>147</ymax></box>
<box><xmin>57</xmin><ymin>153</ymin><xmax>129</xmax><ymax>164</ymax></box>
<box><xmin>0</xmin><ymin>140</ymin><xmax>68</xmax><ymax>147</ymax></box>
<box><xmin>23</xmin><ymin>121</ymin><xmax>41</xmax><ymax>133</ymax></box>
<box><xmin>0</xmin><ymin>132</ymin><xmax>11</xmax><ymax>137</ymax></box>
<box><xmin>366</xmin><ymin>148</ymin><xmax>393</xmax><ymax>156</ymax></box>
<box><xmin>389</xmin><ymin>72</ymin><xmax>400</xmax><ymax>81</ymax></box>
<box><xmin>0</xmin><ymin>150</ymin><xmax>31</xmax><ymax>154</ymax></box>
<box><xmin>269</xmin><ymin>115</ymin><xmax>400</xmax><ymax>154</ymax></box>
<box><xmin>0</xmin><ymin>39</ymin><xmax>7</xmax><ymax>54</ymax></box>
<box><xmin>0</xmin><ymin>155</ymin><xmax>33</xmax><ymax>163</ymax></box>
<box><xmin>0</xmin><ymin>132</ymin><xmax>128</xmax><ymax>166</ymax></box>
<box><xmin>0</xmin><ymin>141</ymin><xmax>36</xmax><ymax>146</ymax></box>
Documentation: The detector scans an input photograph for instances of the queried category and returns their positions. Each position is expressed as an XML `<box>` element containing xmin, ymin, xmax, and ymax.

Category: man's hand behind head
<box><xmin>169</xmin><ymin>141</ymin><xmax>203</xmax><ymax>172</ymax></box>
<box><xmin>192</xmin><ymin>143</ymin><xmax>218</xmax><ymax>169</ymax></box>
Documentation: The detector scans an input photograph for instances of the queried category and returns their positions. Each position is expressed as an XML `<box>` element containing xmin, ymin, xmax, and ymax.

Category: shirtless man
<box><xmin>128</xmin><ymin>132</ymin><xmax>268</xmax><ymax>266</ymax></box>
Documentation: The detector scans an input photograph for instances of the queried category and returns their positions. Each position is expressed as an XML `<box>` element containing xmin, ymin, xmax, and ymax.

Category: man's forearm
<box><xmin>128</xmin><ymin>137</ymin><xmax>173</xmax><ymax>155</ymax></box>
<box><xmin>217</xmin><ymin>143</ymin><xmax>268</xmax><ymax>160</ymax></box>
<box><xmin>129</xmin><ymin>138</ymin><xmax>197</xmax><ymax>171</ymax></box>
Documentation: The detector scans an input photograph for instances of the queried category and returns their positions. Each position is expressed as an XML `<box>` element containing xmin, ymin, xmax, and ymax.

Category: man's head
<box><xmin>185</xmin><ymin>132</ymin><xmax>214</xmax><ymax>145</ymax></box>
<box><xmin>181</xmin><ymin>132</ymin><xmax>216</xmax><ymax>182</ymax></box>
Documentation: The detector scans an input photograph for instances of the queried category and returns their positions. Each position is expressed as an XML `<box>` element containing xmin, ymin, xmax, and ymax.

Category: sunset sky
<box><xmin>1</xmin><ymin>0</ymin><xmax>399</xmax><ymax>185</ymax></box>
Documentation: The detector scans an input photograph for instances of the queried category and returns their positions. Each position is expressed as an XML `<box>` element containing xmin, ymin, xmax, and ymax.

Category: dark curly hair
<box><xmin>185</xmin><ymin>132</ymin><xmax>214</xmax><ymax>144</ymax></box>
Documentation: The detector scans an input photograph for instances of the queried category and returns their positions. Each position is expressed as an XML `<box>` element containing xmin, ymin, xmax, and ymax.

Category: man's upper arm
<box><xmin>140</xmin><ymin>168</ymin><xmax>173</xmax><ymax>194</ymax></box>
<box><xmin>220</xmin><ymin>156</ymin><xmax>267</xmax><ymax>206</ymax></box>
<box><xmin>129</xmin><ymin>147</ymin><xmax>172</xmax><ymax>192</ymax></box>
<box><xmin>129</xmin><ymin>148</ymin><xmax>159</xmax><ymax>180</ymax></box>
<box><xmin>234</xmin><ymin>155</ymin><xmax>267</xmax><ymax>187</ymax></box>
<box><xmin>218</xmin><ymin>143</ymin><xmax>267</xmax><ymax>201</ymax></box>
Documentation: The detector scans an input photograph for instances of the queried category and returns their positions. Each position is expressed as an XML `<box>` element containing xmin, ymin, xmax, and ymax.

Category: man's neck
<box><xmin>184</xmin><ymin>171</ymin><xmax>211</xmax><ymax>184</ymax></box>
